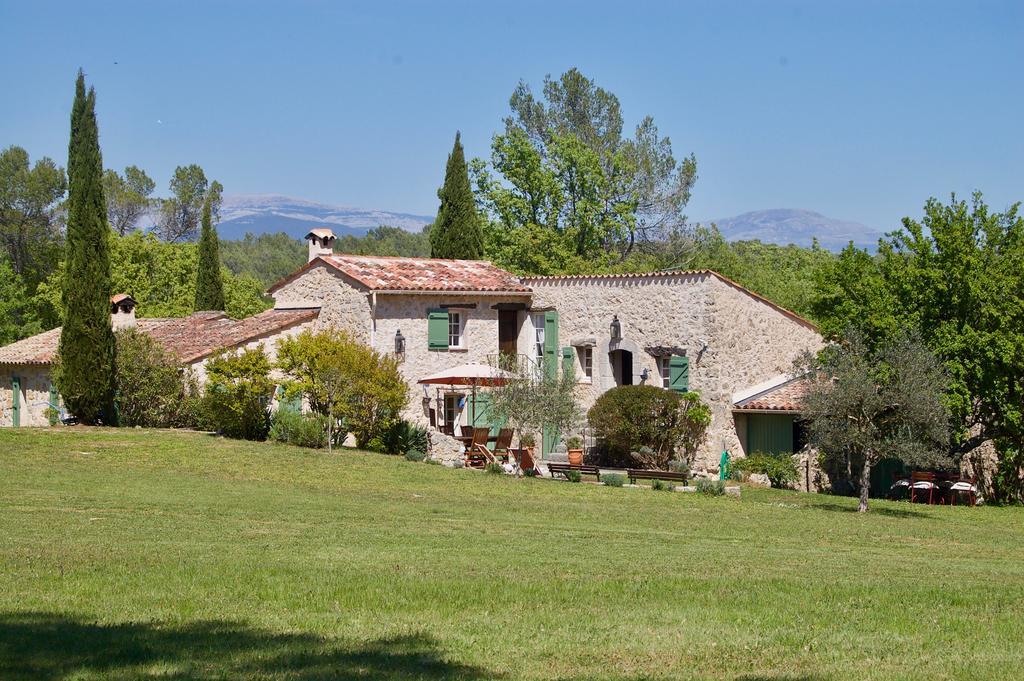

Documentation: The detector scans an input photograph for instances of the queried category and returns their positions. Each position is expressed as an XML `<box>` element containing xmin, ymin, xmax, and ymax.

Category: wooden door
<box><xmin>498</xmin><ymin>310</ymin><xmax>517</xmax><ymax>357</ymax></box>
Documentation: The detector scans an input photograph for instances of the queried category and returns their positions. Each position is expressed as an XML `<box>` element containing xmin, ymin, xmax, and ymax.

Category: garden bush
<box><xmin>651</xmin><ymin>478</ymin><xmax>675</xmax><ymax>492</ymax></box>
<box><xmin>200</xmin><ymin>346</ymin><xmax>273</xmax><ymax>440</ymax></box>
<box><xmin>114</xmin><ymin>328</ymin><xmax>198</xmax><ymax>428</ymax></box>
<box><xmin>732</xmin><ymin>451</ymin><xmax>799</xmax><ymax>488</ymax></box>
<box><xmin>696</xmin><ymin>478</ymin><xmax>726</xmax><ymax>496</ymax></box>
<box><xmin>485</xmin><ymin>462</ymin><xmax>504</xmax><ymax>475</ymax></box>
<box><xmin>405</xmin><ymin>449</ymin><xmax>427</xmax><ymax>462</ymax></box>
<box><xmin>269</xmin><ymin>409</ymin><xmax>328</xmax><ymax>448</ymax></box>
<box><xmin>564</xmin><ymin>469</ymin><xmax>582</xmax><ymax>483</ymax></box>
<box><xmin>588</xmin><ymin>385</ymin><xmax>710</xmax><ymax>468</ymax></box>
<box><xmin>376</xmin><ymin>420</ymin><xmax>429</xmax><ymax>456</ymax></box>
<box><xmin>602</xmin><ymin>473</ymin><xmax>626</xmax><ymax>487</ymax></box>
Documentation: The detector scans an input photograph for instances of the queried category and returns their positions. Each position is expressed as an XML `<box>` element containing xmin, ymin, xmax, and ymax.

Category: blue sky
<box><xmin>1</xmin><ymin>0</ymin><xmax>1021</xmax><ymax>232</ymax></box>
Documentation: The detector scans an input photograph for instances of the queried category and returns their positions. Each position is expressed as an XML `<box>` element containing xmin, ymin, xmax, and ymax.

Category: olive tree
<box><xmin>799</xmin><ymin>330</ymin><xmax>950</xmax><ymax>512</ymax></box>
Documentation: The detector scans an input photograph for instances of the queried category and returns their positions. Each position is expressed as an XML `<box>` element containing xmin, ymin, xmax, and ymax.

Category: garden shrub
<box><xmin>485</xmin><ymin>462</ymin><xmax>504</xmax><ymax>475</ymax></box>
<box><xmin>564</xmin><ymin>469</ymin><xmax>582</xmax><ymax>483</ymax></box>
<box><xmin>377</xmin><ymin>420</ymin><xmax>429</xmax><ymax>456</ymax></box>
<box><xmin>651</xmin><ymin>478</ymin><xmax>675</xmax><ymax>492</ymax></box>
<box><xmin>602</xmin><ymin>473</ymin><xmax>626</xmax><ymax>487</ymax></box>
<box><xmin>276</xmin><ymin>329</ymin><xmax>407</xmax><ymax>448</ymax></box>
<box><xmin>588</xmin><ymin>385</ymin><xmax>710</xmax><ymax>468</ymax></box>
<box><xmin>200</xmin><ymin>346</ymin><xmax>273</xmax><ymax>440</ymax></box>
<box><xmin>405</xmin><ymin>448</ymin><xmax>427</xmax><ymax>462</ymax></box>
<box><xmin>114</xmin><ymin>327</ymin><xmax>198</xmax><ymax>428</ymax></box>
<box><xmin>523</xmin><ymin>468</ymin><xmax>538</xmax><ymax>477</ymax></box>
<box><xmin>696</xmin><ymin>478</ymin><xmax>726</xmax><ymax>496</ymax></box>
<box><xmin>269</xmin><ymin>409</ymin><xmax>328</xmax><ymax>448</ymax></box>
<box><xmin>732</xmin><ymin>451</ymin><xmax>799</xmax><ymax>488</ymax></box>
<box><xmin>667</xmin><ymin>459</ymin><xmax>690</xmax><ymax>478</ymax></box>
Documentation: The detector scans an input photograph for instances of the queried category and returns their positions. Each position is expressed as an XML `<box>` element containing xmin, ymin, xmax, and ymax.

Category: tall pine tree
<box><xmin>56</xmin><ymin>71</ymin><xmax>116</xmax><ymax>424</ymax></box>
<box><xmin>429</xmin><ymin>132</ymin><xmax>483</xmax><ymax>259</ymax></box>
<box><xmin>194</xmin><ymin>191</ymin><xmax>225</xmax><ymax>311</ymax></box>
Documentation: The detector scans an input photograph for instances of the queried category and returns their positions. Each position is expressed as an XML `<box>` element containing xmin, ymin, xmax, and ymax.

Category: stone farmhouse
<box><xmin>267</xmin><ymin>229</ymin><xmax>823</xmax><ymax>470</ymax></box>
<box><xmin>1</xmin><ymin>227</ymin><xmax>822</xmax><ymax>472</ymax></box>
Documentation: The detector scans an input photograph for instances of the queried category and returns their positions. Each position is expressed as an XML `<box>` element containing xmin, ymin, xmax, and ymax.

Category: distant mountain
<box><xmin>215</xmin><ymin>194</ymin><xmax>433</xmax><ymax>241</ymax></box>
<box><xmin>707</xmin><ymin>209</ymin><xmax>883</xmax><ymax>250</ymax></box>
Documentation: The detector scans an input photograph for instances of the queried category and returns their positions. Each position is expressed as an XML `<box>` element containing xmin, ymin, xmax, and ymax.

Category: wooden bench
<box><xmin>548</xmin><ymin>462</ymin><xmax>601</xmax><ymax>481</ymax></box>
<box><xmin>626</xmin><ymin>469</ymin><xmax>689</xmax><ymax>486</ymax></box>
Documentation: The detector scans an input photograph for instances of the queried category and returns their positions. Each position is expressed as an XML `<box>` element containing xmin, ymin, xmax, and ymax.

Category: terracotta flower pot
<box><xmin>567</xmin><ymin>449</ymin><xmax>584</xmax><ymax>466</ymax></box>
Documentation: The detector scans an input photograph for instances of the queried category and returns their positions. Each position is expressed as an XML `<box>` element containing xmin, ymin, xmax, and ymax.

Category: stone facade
<box><xmin>0</xmin><ymin>365</ymin><xmax>56</xmax><ymax>427</ymax></box>
<box><xmin>266</xmin><ymin>262</ymin><xmax>823</xmax><ymax>472</ymax></box>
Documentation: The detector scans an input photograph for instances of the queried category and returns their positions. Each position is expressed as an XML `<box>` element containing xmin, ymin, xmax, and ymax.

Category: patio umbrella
<box><xmin>418</xmin><ymin>363</ymin><xmax>512</xmax><ymax>425</ymax></box>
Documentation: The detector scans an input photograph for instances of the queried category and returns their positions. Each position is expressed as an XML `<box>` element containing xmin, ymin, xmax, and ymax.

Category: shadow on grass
<box><xmin>808</xmin><ymin>501</ymin><xmax>929</xmax><ymax>519</ymax></box>
<box><xmin>0</xmin><ymin>611</ymin><xmax>495</xmax><ymax>680</ymax></box>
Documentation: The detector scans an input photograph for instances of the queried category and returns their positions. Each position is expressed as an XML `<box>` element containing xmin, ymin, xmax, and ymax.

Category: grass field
<box><xmin>1</xmin><ymin>428</ymin><xmax>1023</xmax><ymax>680</ymax></box>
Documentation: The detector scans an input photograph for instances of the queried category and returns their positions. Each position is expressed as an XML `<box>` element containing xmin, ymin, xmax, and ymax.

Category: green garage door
<box><xmin>747</xmin><ymin>413</ymin><xmax>794</xmax><ymax>455</ymax></box>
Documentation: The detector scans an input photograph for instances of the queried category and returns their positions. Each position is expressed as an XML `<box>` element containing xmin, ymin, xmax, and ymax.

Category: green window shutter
<box><xmin>668</xmin><ymin>355</ymin><xmax>689</xmax><ymax>393</ymax></box>
<box><xmin>11</xmin><ymin>376</ymin><xmax>21</xmax><ymax>427</ymax></box>
<box><xmin>427</xmin><ymin>309</ymin><xmax>450</xmax><ymax>350</ymax></box>
<box><xmin>48</xmin><ymin>385</ymin><xmax>59</xmax><ymax>426</ymax></box>
<box><xmin>543</xmin><ymin>311</ymin><xmax>559</xmax><ymax>378</ymax></box>
<box><xmin>561</xmin><ymin>346</ymin><xmax>574</xmax><ymax>378</ymax></box>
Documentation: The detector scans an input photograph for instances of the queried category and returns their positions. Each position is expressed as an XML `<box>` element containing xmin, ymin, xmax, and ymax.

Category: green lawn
<box><xmin>1</xmin><ymin>429</ymin><xmax>1022</xmax><ymax>680</ymax></box>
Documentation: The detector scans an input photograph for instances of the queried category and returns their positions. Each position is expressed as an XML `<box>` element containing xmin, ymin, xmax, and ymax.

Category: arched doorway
<box><xmin>609</xmin><ymin>348</ymin><xmax>633</xmax><ymax>386</ymax></box>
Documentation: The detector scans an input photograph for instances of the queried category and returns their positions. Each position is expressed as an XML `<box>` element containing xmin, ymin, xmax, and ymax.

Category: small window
<box><xmin>581</xmin><ymin>347</ymin><xmax>593</xmax><ymax>379</ymax></box>
<box><xmin>448</xmin><ymin>311</ymin><xmax>463</xmax><ymax>348</ymax></box>
<box><xmin>532</xmin><ymin>313</ymin><xmax>545</xmax><ymax>362</ymax></box>
<box><xmin>658</xmin><ymin>357</ymin><xmax>671</xmax><ymax>388</ymax></box>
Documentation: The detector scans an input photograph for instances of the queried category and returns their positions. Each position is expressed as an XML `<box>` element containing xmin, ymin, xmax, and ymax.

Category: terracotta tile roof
<box><xmin>270</xmin><ymin>254</ymin><xmax>531</xmax><ymax>294</ymax></box>
<box><xmin>733</xmin><ymin>376</ymin><xmax>808</xmax><ymax>412</ymax></box>
<box><xmin>524</xmin><ymin>269</ymin><xmax>818</xmax><ymax>331</ymax></box>
<box><xmin>0</xmin><ymin>308</ymin><xmax>318</xmax><ymax>367</ymax></box>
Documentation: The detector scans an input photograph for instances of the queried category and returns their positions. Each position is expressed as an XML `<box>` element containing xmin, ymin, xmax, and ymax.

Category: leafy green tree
<box><xmin>430</xmin><ymin>132</ymin><xmax>484</xmax><ymax>259</ymax></box>
<box><xmin>220</xmin><ymin>232</ymin><xmax>307</xmax><ymax>285</ymax></box>
<box><xmin>0</xmin><ymin>145</ymin><xmax>66</xmax><ymax>287</ymax></box>
<box><xmin>0</xmin><ymin>258</ymin><xmax>41</xmax><ymax>345</ymax></box>
<box><xmin>334</xmin><ymin>225</ymin><xmax>431</xmax><ymax>259</ymax></box>
<box><xmin>811</xmin><ymin>243</ymin><xmax>900</xmax><ymax>347</ymax></box>
<box><xmin>55</xmin><ymin>72</ymin><xmax>116</xmax><ymax>425</ymax></box>
<box><xmin>157</xmin><ymin>164</ymin><xmax>208</xmax><ymax>242</ymax></box>
<box><xmin>474</xmin><ymin>68</ymin><xmax>697</xmax><ymax>273</ymax></box>
<box><xmin>276</xmin><ymin>329</ymin><xmax>407</xmax><ymax>450</ymax></box>
<box><xmin>194</xmin><ymin>191</ymin><xmax>225</xmax><ymax>311</ymax></box>
<box><xmin>114</xmin><ymin>327</ymin><xmax>197</xmax><ymax>428</ymax></box>
<box><xmin>200</xmin><ymin>346</ymin><xmax>274</xmax><ymax>440</ymax></box>
<box><xmin>799</xmin><ymin>331</ymin><xmax>950</xmax><ymax>512</ymax></box>
<box><xmin>103</xmin><ymin>165</ymin><xmax>155</xmax><ymax>235</ymax></box>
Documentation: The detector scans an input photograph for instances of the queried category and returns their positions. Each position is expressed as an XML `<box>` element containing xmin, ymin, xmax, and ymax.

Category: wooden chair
<box><xmin>492</xmin><ymin>428</ymin><xmax>514</xmax><ymax>462</ymax></box>
<box><xmin>464</xmin><ymin>427</ymin><xmax>495</xmax><ymax>469</ymax></box>
<box><xmin>440</xmin><ymin>422</ymin><xmax>455</xmax><ymax>436</ymax></box>
<box><xmin>461</xmin><ymin>425</ymin><xmax>475</xmax><ymax>438</ymax></box>
<box><xmin>949</xmin><ymin>476</ymin><xmax>978</xmax><ymax>506</ymax></box>
<box><xmin>910</xmin><ymin>471</ymin><xmax>938</xmax><ymax>504</ymax></box>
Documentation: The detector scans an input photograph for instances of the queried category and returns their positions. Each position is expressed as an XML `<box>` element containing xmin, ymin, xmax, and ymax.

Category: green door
<box><xmin>746</xmin><ymin>413</ymin><xmax>794</xmax><ymax>455</ymax></box>
<box><xmin>471</xmin><ymin>393</ymin><xmax>504</xmax><ymax>444</ymax></box>
<box><xmin>11</xmin><ymin>376</ymin><xmax>21</xmax><ymax>427</ymax></box>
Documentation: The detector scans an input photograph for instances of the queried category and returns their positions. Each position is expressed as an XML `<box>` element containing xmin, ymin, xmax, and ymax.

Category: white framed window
<box><xmin>658</xmin><ymin>357</ymin><xmax>671</xmax><ymax>388</ymax></box>
<box><xmin>448</xmin><ymin>311</ymin><xmax>463</xmax><ymax>348</ymax></box>
<box><xmin>581</xmin><ymin>347</ymin><xmax>593</xmax><ymax>380</ymax></box>
<box><xmin>532</xmin><ymin>313</ymin><xmax>545</xmax><ymax>362</ymax></box>
<box><xmin>444</xmin><ymin>393</ymin><xmax>464</xmax><ymax>428</ymax></box>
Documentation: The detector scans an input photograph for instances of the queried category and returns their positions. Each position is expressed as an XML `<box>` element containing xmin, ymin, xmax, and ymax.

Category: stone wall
<box><xmin>0</xmin><ymin>365</ymin><xmax>58</xmax><ymax>427</ymax></box>
<box><xmin>273</xmin><ymin>263</ymin><xmax>373</xmax><ymax>342</ymax></box>
<box><xmin>527</xmin><ymin>272</ymin><xmax>823</xmax><ymax>470</ymax></box>
<box><xmin>370</xmin><ymin>293</ymin><xmax>531</xmax><ymax>425</ymax></box>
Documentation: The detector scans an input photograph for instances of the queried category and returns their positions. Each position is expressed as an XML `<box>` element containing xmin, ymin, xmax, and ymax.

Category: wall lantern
<box><xmin>640</xmin><ymin>367</ymin><xmax>650</xmax><ymax>382</ymax></box>
<box><xmin>395</xmin><ymin>329</ymin><xmax>406</xmax><ymax>355</ymax></box>
<box><xmin>609</xmin><ymin>315</ymin><xmax>622</xmax><ymax>341</ymax></box>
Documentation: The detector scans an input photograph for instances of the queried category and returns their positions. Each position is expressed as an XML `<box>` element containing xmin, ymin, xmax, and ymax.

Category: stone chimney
<box><xmin>305</xmin><ymin>228</ymin><xmax>336</xmax><ymax>262</ymax></box>
<box><xmin>110</xmin><ymin>294</ymin><xmax>137</xmax><ymax>330</ymax></box>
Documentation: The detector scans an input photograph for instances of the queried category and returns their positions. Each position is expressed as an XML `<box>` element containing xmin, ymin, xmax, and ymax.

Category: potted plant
<box><xmin>518</xmin><ymin>432</ymin><xmax>537</xmax><ymax>471</ymax></box>
<box><xmin>567</xmin><ymin>436</ymin><xmax>584</xmax><ymax>466</ymax></box>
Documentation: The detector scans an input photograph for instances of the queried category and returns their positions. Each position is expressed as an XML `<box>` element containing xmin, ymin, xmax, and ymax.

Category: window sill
<box><xmin>429</xmin><ymin>347</ymin><xmax>469</xmax><ymax>352</ymax></box>
<box><xmin>578</xmin><ymin>377</ymin><xmax>593</xmax><ymax>384</ymax></box>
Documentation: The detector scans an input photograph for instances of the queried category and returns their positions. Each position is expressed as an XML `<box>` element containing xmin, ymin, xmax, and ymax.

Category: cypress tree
<box><xmin>194</xmin><ymin>193</ymin><xmax>225</xmax><ymax>311</ymax></box>
<box><xmin>56</xmin><ymin>71</ymin><xmax>116</xmax><ymax>424</ymax></box>
<box><xmin>429</xmin><ymin>132</ymin><xmax>484</xmax><ymax>259</ymax></box>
